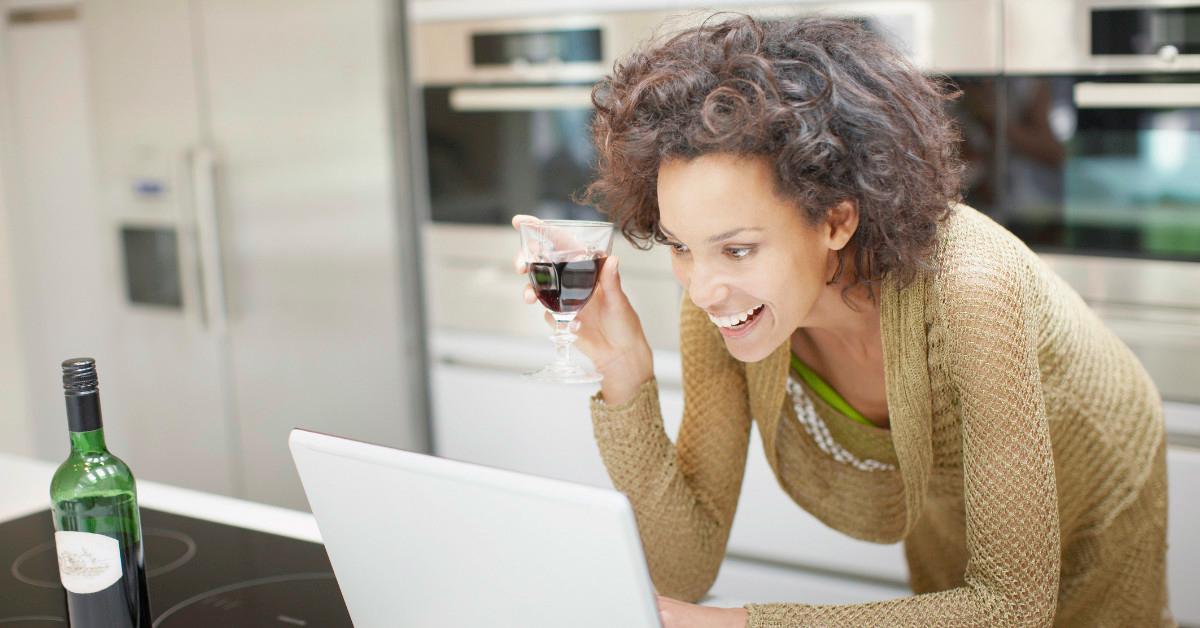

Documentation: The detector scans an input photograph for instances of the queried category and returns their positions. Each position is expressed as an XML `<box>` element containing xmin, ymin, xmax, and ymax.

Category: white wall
<box><xmin>0</xmin><ymin>2</ymin><xmax>111</xmax><ymax>461</ymax></box>
<box><xmin>0</xmin><ymin>156</ymin><xmax>34</xmax><ymax>458</ymax></box>
<box><xmin>0</xmin><ymin>1</ymin><xmax>35</xmax><ymax>458</ymax></box>
<box><xmin>0</xmin><ymin>141</ymin><xmax>34</xmax><ymax>459</ymax></box>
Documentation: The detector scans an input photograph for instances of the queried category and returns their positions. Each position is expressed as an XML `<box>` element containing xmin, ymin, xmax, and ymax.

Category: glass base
<box><xmin>524</xmin><ymin>362</ymin><xmax>603</xmax><ymax>385</ymax></box>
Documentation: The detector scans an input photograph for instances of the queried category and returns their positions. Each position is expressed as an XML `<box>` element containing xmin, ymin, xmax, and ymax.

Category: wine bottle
<box><xmin>50</xmin><ymin>358</ymin><xmax>152</xmax><ymax>627</ymax></box>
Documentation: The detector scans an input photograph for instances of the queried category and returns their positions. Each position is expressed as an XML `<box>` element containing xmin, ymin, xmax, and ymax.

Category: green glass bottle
<box><xmin>50</xmin><ymin>357</ymin><xmax>152</xmax><ymax>627</ymax></box>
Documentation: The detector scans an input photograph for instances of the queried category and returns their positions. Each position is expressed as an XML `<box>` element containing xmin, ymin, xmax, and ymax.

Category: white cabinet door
<box><xmin>433</xmin><ymin>347</ymin><xmax>1199</xmax><ymax>614</ymax></box>
<box><xmin>1167</xmin><ymin>445</ymin><xmax>1200</xmax><ymax>626</ymax></box>
<box><xmin>661</xmin><ymin>381</ymin><xmax>908</xmax><ymax>584</ymax></box>
<box><xmin>709</xmin><ymin>557</ymin><xmax>910</xmax><ymax>607</ymax></box>
<box><xmin>432</xmin><ymin>356</ymin><xmax>908</xmax><ymax>584</ymax></box>
<box><xmin>725</xmin><ymin>423</ymin><xmax>909</xmax><ymax>584</ymax></box>
<box><xmin>432</xmin><ymin>362</ymin><xmax>612</xmax><ymax>488</ymax></box>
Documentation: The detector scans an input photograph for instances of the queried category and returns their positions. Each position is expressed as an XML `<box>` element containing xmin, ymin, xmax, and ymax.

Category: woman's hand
<box><xmin>657</xmin><ymin>595</ymin><xmax>748</xmax><ymax>628</ymax></box>
<box><xmin>512</xmin><ymin>214</ymin><xmax>654</xmax><ymax>404</ymax></box>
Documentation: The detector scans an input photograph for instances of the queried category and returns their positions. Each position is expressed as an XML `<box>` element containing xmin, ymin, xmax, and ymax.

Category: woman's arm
<box><xmin>744</xmin><ymin>264</ymin><xmax>1061</xmax><ymax>627</ymax></box>
<box><xmin>591</xmin><ymin>295</ymin><xmax>754</xmax><ymax>602</ymax></box>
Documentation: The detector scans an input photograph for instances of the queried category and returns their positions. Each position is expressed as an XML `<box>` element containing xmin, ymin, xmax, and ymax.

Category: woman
<box><xmin>514</xmin><ymin>15</ymin><xmax>1170</xmax><ymax>627</ymax></box>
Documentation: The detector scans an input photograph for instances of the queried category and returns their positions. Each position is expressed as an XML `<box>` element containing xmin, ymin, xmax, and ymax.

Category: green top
<box><xmin>789</xmin><ymin>353</ymin><xmax>875</xmax><ymax>428</ymax></box>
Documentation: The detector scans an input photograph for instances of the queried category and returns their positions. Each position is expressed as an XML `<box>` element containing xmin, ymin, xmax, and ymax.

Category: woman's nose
<box><xmin>687</xmin><ymin>268</ymin><xmax>731</xmax><ymax>312</ymax></box>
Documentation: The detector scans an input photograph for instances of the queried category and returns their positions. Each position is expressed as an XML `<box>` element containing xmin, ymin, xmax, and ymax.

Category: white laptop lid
<box><xmin>288</xmin><ymin>429</ymin><xmax>662</xmax><ymax>628</ymax></box>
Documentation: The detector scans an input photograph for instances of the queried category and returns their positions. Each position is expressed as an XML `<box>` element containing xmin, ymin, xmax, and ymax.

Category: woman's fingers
<box><xmin>512</xmin><ymin>215</ymin><xmax>541</xmax><ymax>267</ymax></box>
<box><xmin>598</xmin><ymin>256</ymin><xmax>622</xmax><ymax>306</ymax></box>
<box><xmin>513</xmin><ymin>214</ymin><xmax>588</xmax><ymax>253</ymax></box>
<box><xmin>511</xmin><ymin>214</ymin><xmax>539</xmax><ymax>229</ymax></box>
<box><xmin>523</xmin><ymin>285</ymin><xmax>536</xmax><ymax>304</ymax></box>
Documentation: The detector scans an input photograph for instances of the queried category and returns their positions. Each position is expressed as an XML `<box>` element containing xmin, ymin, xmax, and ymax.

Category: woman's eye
<box><xmin>668</xmin><ymin>241</ymin><xmax>689</xmax><ymax>254</ymax></box>
<box><xmin>725</xmin><ymin>246</ymin><xmax>753</xmax><ymax>260</ymax></box>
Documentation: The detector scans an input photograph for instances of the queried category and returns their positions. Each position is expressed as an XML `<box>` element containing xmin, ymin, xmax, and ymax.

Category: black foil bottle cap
<box><xmin>62</xmin><ymin>357</ymin><xmax>102</xmax><ymax>433</ymax></box>
<box><xmin>62</xmin><ymin>357</ymin><xmax>99</xmax><ymax>395</ymax></box>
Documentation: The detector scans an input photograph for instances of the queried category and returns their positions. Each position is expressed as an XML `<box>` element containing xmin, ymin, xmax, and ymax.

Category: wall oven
<box><xmin>1001</xmin><ymin>0</ymin><xmax>1200</xmax><ymax>402</ymax></box>
<box><xmin>411</xmin><ymin>2</ymin><xmax>1003</xmax><ymax>351</ymax></box>
<box><xmin>411</xmin><ymin>14</ymin><xmax>682</xmax><ymax>348</ymax></box>
<box><xmin>411</xmin><ymin>5</ymin><xmax>1198</xmax><ymax>400</ymax></box>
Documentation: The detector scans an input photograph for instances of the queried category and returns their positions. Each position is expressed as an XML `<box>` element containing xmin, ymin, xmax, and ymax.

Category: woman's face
<box><xmin>657</xmin><ymin>153</ymin><xmax>857</xmax><ymax>362</ymax></box>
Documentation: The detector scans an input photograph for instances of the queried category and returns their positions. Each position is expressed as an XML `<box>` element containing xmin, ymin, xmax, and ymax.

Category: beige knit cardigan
<box><xmin>590</xmin><ymin>205</ymin><xmax>1172</xmax><ymax>627</ymax></box>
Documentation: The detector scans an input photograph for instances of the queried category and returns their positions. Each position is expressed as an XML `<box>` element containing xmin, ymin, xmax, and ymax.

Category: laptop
<box><xmin>288</xmin><ymin>428</ymin><xmax>663</xmax><ymax>628</ymax></box>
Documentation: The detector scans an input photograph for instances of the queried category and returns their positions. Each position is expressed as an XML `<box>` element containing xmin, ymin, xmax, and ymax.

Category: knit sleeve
<box><xmin>744</xmin><ymin>265</ymin><xmax>1061</xmax><ymax>627</ymax></box>
<box><xmin>590</xmin><ymin>295</ymin><xmax>753</xmax><ymax>602</ymax></box>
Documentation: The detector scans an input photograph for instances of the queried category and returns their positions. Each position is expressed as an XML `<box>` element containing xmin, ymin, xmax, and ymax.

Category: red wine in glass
<box><xmin>528</xmin><ymin>257</ymin><xmax>607</xmax><ymax>314</ymax></box>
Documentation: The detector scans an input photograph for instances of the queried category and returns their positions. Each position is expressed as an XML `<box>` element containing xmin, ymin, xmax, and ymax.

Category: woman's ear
<box><xmin>825</xmin><ymin>199</ymin><xmax>859</xmax><ymax>251</ymax></box>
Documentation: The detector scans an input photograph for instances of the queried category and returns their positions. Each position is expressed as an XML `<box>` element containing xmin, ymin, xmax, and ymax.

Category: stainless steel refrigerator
<box><xmin>60</xmin><ymin>0</ymin><xmax>427</xmax><ymax>510</ymax></box>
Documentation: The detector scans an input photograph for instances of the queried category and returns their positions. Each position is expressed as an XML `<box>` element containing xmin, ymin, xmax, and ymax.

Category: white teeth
<box><xmin>707</xmin><ymin>304</ymin><xmax>763</xmax><ymax>329</ymax></box>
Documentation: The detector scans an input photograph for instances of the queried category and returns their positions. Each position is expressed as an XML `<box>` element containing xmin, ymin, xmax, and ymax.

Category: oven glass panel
<box><xmin>425</xmin><ymin>78</ymin><xmax>1003</xmax><ymax>226</ymax></box>
<box><xmin>946</xmin><ymin>76</ymin><xmax>1002</xmax><ymax>216</ymax></box>
<box><xmin>423</xmin><ymin>85</ymin><xmax>603</xmax><ymax>225</ymax></box>
<box><xmin>997</xmin><ymin>76</ymin><xmax>1200</xmax><ymax>260</ymax></box>
<box><xmin>472</xmin><ymin>29</ymin><xmax>602</xmax><ymax>65</ymax></box>
<box><xmin>1092</xmin><ymin>7</ymin><xmax>1200</xmax><ymax>55</ymax></box>
<box><xmin>423</xmin><ymin>76</ymin><xmax>1200</xmax><ymax>261</ymax></box>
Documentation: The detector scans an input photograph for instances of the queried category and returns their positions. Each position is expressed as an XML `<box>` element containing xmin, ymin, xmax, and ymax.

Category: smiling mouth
<box><xmin>708</xmin><ymin>304</ymin><xmax>765</xmax><ymax>329</ymax></box>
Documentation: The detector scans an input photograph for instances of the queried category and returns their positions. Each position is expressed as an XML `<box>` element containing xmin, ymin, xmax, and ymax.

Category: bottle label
<box><xmin>54</xmin><ymin>531</ymin><xmax>123</xmax><ymax>594</ymax></box>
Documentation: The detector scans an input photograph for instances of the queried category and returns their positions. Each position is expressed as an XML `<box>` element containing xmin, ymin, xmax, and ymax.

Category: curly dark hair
<box><xmin>584</xmin><ymin>14</ymin><xmax>964</xmax><ymax>293</ymax></box>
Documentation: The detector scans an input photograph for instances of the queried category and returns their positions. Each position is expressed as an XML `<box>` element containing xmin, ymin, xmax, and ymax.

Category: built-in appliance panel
<box><xmin>472</xmin><ymin>27</ymin><xmax>603</xmax><ymax>65</ymax></box>
<box><xmin>413</xmin><ymin>1</ymin><xmax>1000</xmax><ymax>84</ymax></box>
<box><xmin>121</xmin><ymin>225</ymin><xmax>183</xmax><ymax>309</ymax></box>
<box><xmin>1092</xmin><ymin>5</ymin><xmax>1200</xmax><ymax>56</ymax></box>
<box><xmin>412</xmin><ymin>14</ymin><xmax>649</xmax><ymax>87</ymax></box>
<box><xmin>417</xmin><ymin>2</ymin><xmax>1000</xmax><ymax>227</ymax></box>
<box><xmin>422</xmin><ymin>84</ymin><xmax>603</xmax><ymax>225</ymax></box>
<box><xmin>1039</xmin><ymin>254</ymin><xmax>1200</xmax><ymax>403</ymax></box>
<box><xmin>944</xmin><ymin>75</ymin><xmax>1003</xmax><ymax>216</ymax></box>
<box><xmin>1001</xmin><ymin>0</ymin><xmax>1200</xmax><ymax>404</ymax></box>
<box><xmin>1044</xmin><ymin>254</ymin><xmax>1200</xmax><ymax>310</ymax></box>
<box><xmin>1007</xmin><ymin>0</ymin><xmax>1200</xmax><ymax>74</ymax></box>
<box><xmin>415</xmin><ymin>3</ymin><xmax>1002</xmax><ymax>348</ymax></box>
<box><xmin>995</xmin><ymin>74</ymin><xmax>1200</xmax><ymax>263</ymax></box>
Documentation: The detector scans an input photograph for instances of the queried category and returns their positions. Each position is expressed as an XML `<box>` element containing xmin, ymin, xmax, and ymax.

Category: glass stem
<box><xmin>551</xmin><ymin>316</ymin><xmax>576</xmax><ymax>366</ymax></box>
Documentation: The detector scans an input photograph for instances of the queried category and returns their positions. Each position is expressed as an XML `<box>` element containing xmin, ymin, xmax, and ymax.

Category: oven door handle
<box><xmin>449</xmin><ymin>86</ymin><xmax>594</xmax><ymax>112</ymax></box>
<box><xmin>1074</xmin><ymin>82</ymin><xmax>1200</xmax><ymax>109</ymax></box>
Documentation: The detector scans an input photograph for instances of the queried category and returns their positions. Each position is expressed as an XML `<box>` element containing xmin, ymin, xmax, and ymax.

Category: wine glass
<box><xmin>519</xmin><ymin>220</ymin><xmax>614</xmax><ymax>384</ymax></box>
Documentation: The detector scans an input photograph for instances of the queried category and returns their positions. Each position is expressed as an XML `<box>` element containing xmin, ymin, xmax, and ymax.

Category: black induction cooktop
<box><xmin>0</xmin><ymin>508</ymin><xmax>352</xmax><ymax>626</ymax></box>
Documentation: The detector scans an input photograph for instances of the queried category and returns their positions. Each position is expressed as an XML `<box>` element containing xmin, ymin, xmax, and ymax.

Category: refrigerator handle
<box><xmin>187</xmin><ymin>145</ymin><xmax>229</xmax><ymax>336</ymax></box>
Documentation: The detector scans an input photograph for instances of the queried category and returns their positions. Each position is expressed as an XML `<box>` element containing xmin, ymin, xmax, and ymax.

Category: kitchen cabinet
<box><xmin>432</xmin><ymin>333</ymin><xmax>1200</xmax><ymax>623</ymax></box>
<box><xmin>432</xmin><ymin>356</ymin><xmax>911</xmax><ymax>585</ymax></box>
<box><xmin>430</xmin><ymin>333</ymin><xmax>911</xmax><ymax>590</ymax></box>
<box><xmin>1167</xmin><ymin>444</ymin><xmax>1200</xmax><ymax>625</ymax></box>
<box><xmin>431</xmin><ymin>359</ymin><xmax>674</xmax><ymax>489</ymax></box>
<box><xmin>711</xmin><ymin>557</ymin><xmax>909</xmax><ymax>607</ymax></box>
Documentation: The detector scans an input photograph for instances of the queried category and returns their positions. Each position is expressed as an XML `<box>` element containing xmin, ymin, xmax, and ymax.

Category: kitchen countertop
<box><xmin>1</xmin><ymin>452</ymin><xmax>909</xmax><ymax>609</ymax></box>
<box><xmin>0</xmin><ymin>452</ymin><xmax>320</xmax><ymax>543</ymax></box>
